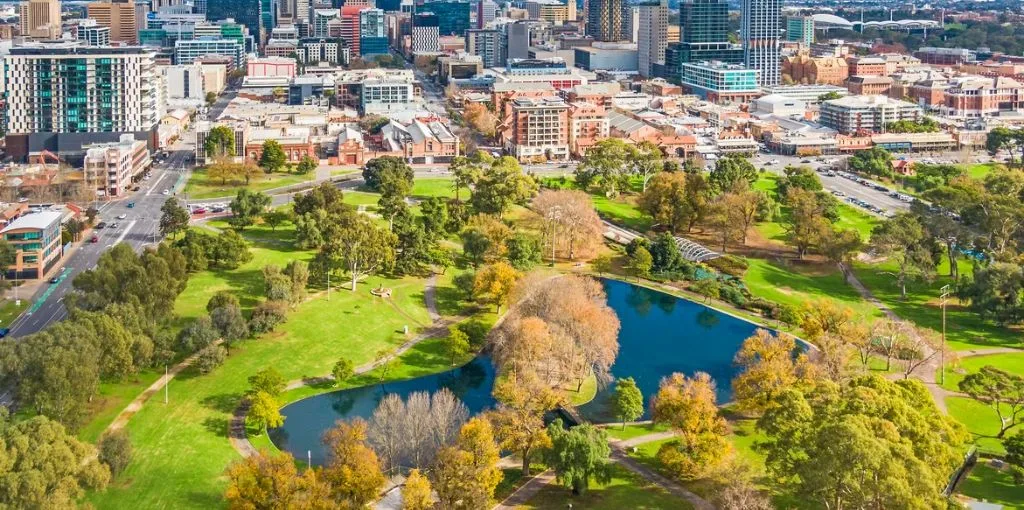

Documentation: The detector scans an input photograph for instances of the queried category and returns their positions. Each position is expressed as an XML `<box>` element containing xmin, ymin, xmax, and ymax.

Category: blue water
<box><xmin>269</xmin><ymin>279</ymin><xmax>763</xmax><ymax>464</ymax></box>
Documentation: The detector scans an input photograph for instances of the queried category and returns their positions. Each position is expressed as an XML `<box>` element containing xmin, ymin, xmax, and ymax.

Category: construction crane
<box><xmin>36</xmin><ymin>150</ymin><xmax>60</xmax><ymax>169</ymax></box>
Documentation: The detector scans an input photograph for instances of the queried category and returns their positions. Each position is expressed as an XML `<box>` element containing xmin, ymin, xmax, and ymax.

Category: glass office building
<box><xmin>415</xmin><ymin>1</ymin><xmax>470</xmax><ymax>37</ymax></box>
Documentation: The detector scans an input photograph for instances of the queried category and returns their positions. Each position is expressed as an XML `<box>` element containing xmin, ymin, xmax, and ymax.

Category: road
<box><xmin>5</xmin><ymin>143</ymin><xmax>195</xmax><ymax>339</ymax></box>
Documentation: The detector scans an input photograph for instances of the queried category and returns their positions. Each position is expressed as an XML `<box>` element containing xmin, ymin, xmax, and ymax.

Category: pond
<box><xmin>269</xmin><ymin>279</ymin><xmax>766</xmax><ymax>464</ymax></box>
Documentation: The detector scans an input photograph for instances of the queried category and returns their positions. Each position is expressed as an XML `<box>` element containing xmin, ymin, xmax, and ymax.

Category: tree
<box><xmin>818</xmin><ymin>91</ymin><xmax>842</xmax><ymax>101</ymax></box>
<box><xmin>651</xmin><ymin>372</ymin><xmax>732</xmax><ymax>480</ymax></box>
<box><xmin>709</xmin><ymin>155</ymin><xmax>758</xmax><ymax>193</ymax></box>
<box><xmin>819</xmin><ymin>227</ymin><xmax>862</xmax><ymax>276</ymax></box>
<box><xmin>159</xmin><ymin>197</ymin><xmax>190</xmax><ymax>239</ymax></box>
<box><xmin>799</xmin><ymin>298</ymin><xmax>854</xmax><ymax>342</ymax></box>
<box><xmin>296</xmin><ymin>155</ymin><xmax>318</xmax><ymax>174</ymax></box>
<box><xmin>402</xmin><ymin>469</ymin><xmax>433</xmax><ymax>510</ymax></box>
<box><xmin>249</xmin><ymin>300</ymin><xmax>288</xmax><ymax>334</ymax></box>
<box><xmin>368</xmin><ymin>390</ymin><xmax>469</xmax><ymax>472</ymax></box>
<box><xmin>248</xmin><ymin>367</ymin><xmax>286</xmax><ymax>397</ymax></box>
<box><xmin>627</xmin><ymin>245</ymin><xmax>653</xmax><ymax>279</ymax></box>
<box><xmin>178</xmin><ymin>315</ymin><xmax>219</xmax><ymax>353</ymax></box>
<box><xmin>206</xmin><ymin>91</ymin><xmax>217</xmax><ymax>106</ymax></box>
<box><xmin>576</xmin><ymin>138</ymin><xmax>633</xmax><ymax>195</ymax></box>
<box><xmin>449</xmin><ymin>154</ymin><xmax>483</xmax><ymax>202</ymax></box>
<box><xmin>630</xmin><ymin>141</ymin><xmax>664</xmax><ymax>192</ymax></box>
<box><xmin>758</xmin><ymin>377</ymin><xmax>968</xmax><ymax>508</ymax></box>
<box><xmin>487</xmin><ymin>376</ymin><xmax>564</xmax><ymax>476</ymax></box>
<box><xmin>611</xmin><ymin>377</ymin><xmax>644</xmax><ymax>428</ymax></box>
<box><xmin>247</xmin><ymin>390</ymin><xmax>285</xmax><ymax>432</ymax></box>
<box><xmin>195</xmin><ymin>344</ymin><xmax>227</xmax><ymax>374</ymax></box>
<box><xmin>224</xmin><ymin>451</ymin><xmax>330</xmax><ymax>510</ymax></box>
<box><xmin>463</xmin><ymin>102</ymin><xmax>499</xmax><ymax>138</ymax></box>
<box><xmin>460</xmin><ymin>214</ymin><xmax>512</xmax><ymax>266</ymax></box>
<box><xmin>259</xmin><ymin>140</ymin><xmax>287</xmax><ymax>173</ymax></box>
<box><xmin>204</xmin><ymin>125</ymin><xmax>236</xmax><ymax>159</ymax></box>
<box><xmin>639</xmin><ymin>171</ymin><xmax>691</xmax><ymax>233</ymax></box>
<box><xmin>262</xmin><ymin>209</ymin><xmax>290</xmax><ymax>231</ymax></box>
<box><xmin>322</xmin><ymin>419</ymin><xmax>387</xmax><ymax>507</ymax></box>
<box><xmin>315</xmin><ymin>213</ymin><xmax>396</xmax><ymax>292</ymax></box>
<box><xmin>375</xmin><ymin>348</ymin><xmax>402</xmax><ymax>383</ymax></box>
<box><xmin>211</xmin><ymin>302</ymin><xmax>249</xmax><ymax>345</ymax></box>
<box><xmin>444</xmin><ymin>326</ymin><xmax>470</xmax><ymax>366</ymax></box>
<box><xmin>430</xmin><ymin>417</ymin><xmax>502</xmax><ymax>509</ymax></box>
<box><xmin>648</xmin><ymin>233</ymin><xmax>685</xmax><ymax>273</ymax></box>
<box><xmin>847</xmin><ymin>146</ymin><xmax>893</xmax><ymax>178</ymax></box>
<box><xmin>470</xmin><ymin>156</ymin><xmax>537</xmax><ymax>217</ymax></box>
<box><xmin>284</xmin><ymin>260</ymin><xmax>309</xmax><ymax>305</ymax></box>
<box><xmin>1004</xmin><ymin>432</ymin><xmax>1024</xmax><ymax>483</ymax></box>
<box><xmin>732</xmin><ymin>329</ymin><xmax>816</xmax><ymax>414</ymax></box>
<box><xmin>532</xmin><ymin>189</ymin><xmax>604</xmax><ymax>261</ymax></box>
<box><xmin>363</xmin><ymin>156</ymin><xmax>413</xmax><ymax>192</ymax></box>
<box><xmin>0</xmin><ymin>412</ymin><xmax>110</xmax><ymax>508</ymax></box>
<box><xmin>332</xmin><ymin>358</ymin><xmax>355</xmax><ymax>385</ymax></box>
<box><xmin>229</xmin><ymin>189</ymin><xmax>272</xmax><ymax>230</ymax></box>
<box><xmin>505</xmin><ymin>233</ymin><xmax>543</xmax><ymax>270</ymax></box>
<box><xmin>207</xmin><ymin>291</ymin><xmax>239</xmax><ymax>314</ymax></box>
<box><xmin>960</xmin><ymin>366</ymin><xmax>1024</xmax><ymax>438</ymax></box>
<box><xmin>98</xmin><ymin>428</ymin><xmax>133</xmax><ymax>478</ymax></box>
<box><xmin>377</xmin><ymin>161</ymin><xmax>415</xmax><ymax>230</ymax></box>
<box><xmin>264</xmin><ymin>264</ymin><xmax>292</xmax><ymax>302</ymax></box>
<box><xmin>472</xmin><ymin>262</ymin><xmax>519</xmax><ymax>313</ymax></box>
<box><xmin>543</xmin><ymin>420</ymin><xmax>613</xmax><ymax>495</ymax></box>
<box><xmin>869</xmin><ymin>213</ymin><xmax>935</xmax><ymax>299</ymax></box>
<box><xmin>420</xmin><ymin>197</ymin><xmax>450</xmax><ymax>238</ymax></box>
<box><xmin>783</xmin><ymin>187</ymin><xmax>831</xmax><ymax>259</ymax></box>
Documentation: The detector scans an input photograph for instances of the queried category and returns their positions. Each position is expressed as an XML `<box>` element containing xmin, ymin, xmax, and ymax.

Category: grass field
<box><xmin>0</xmin><ymin>297</ymin><xmax>27</xmax><ymax>327</ymax></box>
<box><xmin>967</xmin><ymin>163</ymin><xmax>1000</xmax><ymax>181</ymax></box>
<box><xmin>940</xmin><ymin>352</ymin><xmax>1024</xmax><ymax>392</ymax></box>
<box><xmin>852</xmin><ymin>259</ymin><xmax>1020</xmax><ymax>351</ymax></box>
<box><xmin>743</xmin><ymin>258</ymin><xmax>881</xmax><ymax>319</ymax></box>
<box><xmin>184</xmin><ymin>168</ymin><xmax>314</xmax><ymax>200</ymax></box>
<box><xmin>602</xmin><ymin>423</ymin><xmax>669</xmax><ymax>441</ymax></box>
<box><xmin>946</xmin><ymin>396</ymin><xmax>1014</xmax><ymax>455</ymax></box>
<box><xmin>958</xmin><ymin>461</ymin><xmax>1024</xmax><ymax>509</ymax></box>
<box><xmin>591</xmin><ymin>194</ymin><xmax>652</xmax><ymax>232</ymax></box>
<box><xmin>518</xmin><ymin>463</ymin><xmax>692</xmax><ymax>510</ymax></box>
<box><xmin>754</xmin><ymin>173</ymin><xmax>880</xmax><ymax>243</ymax></box>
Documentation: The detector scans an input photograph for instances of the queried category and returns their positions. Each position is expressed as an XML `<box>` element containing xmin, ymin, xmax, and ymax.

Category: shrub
<box><xmin>195</xmin><ymin>344</ymin><xmax>227</xmax><ymax>374</ymax></box>
<box><xmin>249</xmin><ymin>300</ymin><xmax>288</xmax><ymax>334</ymax></box>
<box><xmin>98</xmin><ymin>429</ymin><xmax>133</xmax><ymax>477</ymax></box>
<box><xmin>453</xmin><ymin>272</ymin><xmax>476</xmax><ymax>301</ymax></box>
<box><xmin>718</xmin><ymin>284</ymin><xmax>747</xmax><ymax>308</ymax></box>
<box><xmin>457</xmin><ymin>319</ymin><xmax>490</xmax><ymax>348</ymax></box>
<box><xmin>706</xmin><ymin>255</ymin><xmax>748</xmax><ymax>277</ymax></box>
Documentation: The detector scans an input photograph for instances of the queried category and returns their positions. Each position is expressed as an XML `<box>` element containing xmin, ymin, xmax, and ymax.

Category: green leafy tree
<box><xmin>543</xmin><ymin>420</ymin><xmax>613</xmax><ymax>495</ymax></box>
<box><xmin>362</xmin><ymin>155</ymin><xmax>413</xmax><ymax>191</ymax></box>
<box><xmin>295</xmin><ymin>155</ymin><xmax>318</xmax><ymax>174</ymax></box>
<box><xmin>210</xmin><ymin>302</ymin><xmax>249</xmax><ymax>345</ymax></box>
<box><xmin>177</xmin><ymin>316</ymin><xmax>218</xmax><ymax>353</ymax></box>
<box><xmin>869</xmin><ymin>213</ymin><xmax>935</xmax><ymax>299</ymax></box>
<box><xmin>627</xmin><ymin>246</ymin><xmax>653</xmax><ymax>279</ymax></box>
<box><xmin>576</xmin><ymin>138</ymin><xmax>633</xmax><ymax>195</ymax></box>
<box><xmin>445</xmin><ymin>327</ymin><xmax>471</xmax><ymax>366</ymax></box>
<box><xmin>611</xmin><ymin>377</ymin><xmax>644</xmax><ymax>428</ymax></box>
<box><xmin>709</xmin><ymin>155</ymin><xmax>758</xmax><ymax>193</ymax></box>
<box><xmin>639</xmin><ymin>171</ymin><xmax>691</xmax><ymax>233</ymax></box>
<box><xmin>1004</xmin><ymin>432</ymin><xmax>1024</xmax><ymax>483</ymax></box>
<box><xmin>207</xmin><ymin>290</ymin><xmax>239</xmax><ymax>313</ymax></box>
<box><xmin>959</xmin><ymin>366</ymin><xmax>1024</xmax><ymax>438</ymax></box>
<box><xmin>818</xmin><ymin>91</ymin><xmax>842</xmax><ymax>101</ymax></box>
<box><xmin>247</xmin><ymin>390</ymin><xmax>285</xmax><ymax>432</ymax></box>
<box><xmin>313</xmin><ymin>213</ymin><xmax>396</xmax><ymax>292</ymax></box>
<box><xmin>505</xmin><ymin>232</ymin><xmax>542</xmax><ymax>270</ymax></box>
<box><xmin>470</xmin><ymin>156</ymin><xmax>537</xmax><ymax>218</ymax></box>
<box><xmin>957</xmin><ymin>262</ymin><xmax>1024</xmax><ymax>325</ymax></box>
<box><xmin>648</xmin><ymin>233</ymin><xmax>685</xmax><ymax>273</ymax></box>
<box><xmin>449</xmin><ymin>155</ymin><xmax>482</xmax><ymax>201</ymax></box>
<box><xmin>98</xmin><ymin>428</ymin><xmax>133</xmax><ymax>478</ymax></box>
<box><xmin>229</xmin><ymin>189</ymin><xmax>272</xmax><ymax>230</ymax></box>
<box><xmin>159</xmin><ymin>197</ymin><xmax>190</xmax><ymax>239</ymax></box>
<box><xmin>420</xmin><ymin>197</ymin><xmax>450</xmax><ymax>238</ymax></box>
<box><xmin>332</xmin><ymin>358</ymin><xmax>355</xmax><ymax>385</ymax></box>
<box><xmin>204</xmin><ymin>125</ymin><xmax>236</xmax><ymax>159</ymax></box>
<box><xmin>195</xmin><ymin>344</ymin><xmax>227</xmax><ymax>374</ymax></box>
<box><xmin>248</xmin><ymin>367</ymin><xmax>286</xmax><ymax>397</ymax></box>
<box><xmin>209</xmin><ymin>230</ymin><xmax>253</xmax><ymax>269</ymax></box>
<box><xmin>205</xmin><ymin>91</ymin><xmax>217</xmax><ymax>106</ymax></box>
<box><xmin>261</xmin><ymin>209</ymin><xmax>290</xmax><ymax>231</ymax></box>
<box><xmin>258</xmin><ymin>140</ymin><xmax>287</xmax><ymax>173</ymax></box>
<box><xmin>631</xmin><ymin>140</ymin><xmax>663</xmax><ymax>192</ymax></box>
<box><xmin>847</xmin><ymin>146</ymin><xmax>893</xmax><ymax>178</ymax></box>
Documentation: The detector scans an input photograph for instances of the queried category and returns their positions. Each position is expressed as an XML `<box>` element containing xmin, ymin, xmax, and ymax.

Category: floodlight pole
<box><xmin>940</xmin><ymin>284</ymin><xmax>950</xmax><ymax>386</ymax></box>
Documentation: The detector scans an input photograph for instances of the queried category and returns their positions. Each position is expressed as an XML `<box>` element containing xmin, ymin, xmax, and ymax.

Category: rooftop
<box><xmin>1</xmin><ymin>211</ymin><xmax>62</xmax><ymax>233</ymax></box>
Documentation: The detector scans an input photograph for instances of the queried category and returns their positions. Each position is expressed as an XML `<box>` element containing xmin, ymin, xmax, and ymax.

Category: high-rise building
<box><xmin>786</xmin><ymin>15</ymin><xmax>813</xmax><ymax>44</ymax></box>
<box><xmin>677</xmin><ymin>0</ymin><xmax>741</xmax><ymax>64</ymax></box>
<box><xmin>467</xmin><ymin>28</ymin><xmax>502</xmax><ymax>67</ymax></box>
<box><xmin>360</xmin><ymin>8</ymin><xmax>388</xmax><ymax>56</ymax></box>
<box><xmin>77</xmin><ymin>19</ymin><xmax>112</xmax><ymax>46</ymax></box>
<box><xmin>313</xmin><ymin>9</ymin><xmax>339</xmax><ymax>37</ymax></box>
<box><xmin>340</xmin><ymin>5</ymin><xmax>362</xmax><ymax>54</ymax></box>
<box><xmin>741</xmin><ymin>0</ymin><xmax>781</xmax><ymax>86</ymax></box>
<box><xmin>621</xmin><ymin>4</ymin><xmax>637</xmax><ymax>42</ymax></box>
<box><xmin>476</xmin><ymin>0</ymin><xmax>497</xmax><ymax>28</ymax></box>
<box><xmin>18</xmin><ymin>0</ymin><xmax>61</xmax><ymax>40</ymax></box>
<box><xmin>504</xmin><ymin>20</ymin><xmax>530</xmax><ymax>64</ymax></box>
<box><xmin>586</xmin><ymin>0</ymin><xmax>622</xmax><ymax>42</ymax></box>
<box><xmin>637</xmin><ymin>0</ymin><xmax>667</xmax><ymax>77</ymax></box>
<box><xmin>3</xmin><ymin>43</ymin><xmax>162</xmax><ymax>160</ymax></box>
<box><xmin>415</xmin><ymin>1</ymin><xmax>470</xmax><ymax>37</ymax></box>
<box><xmin>207</xmin><ymin>0</ymin><xmax>263</xmax><ymax>43</ymax></box>
<box><xmin>412</xmin><ymin>13</ymin><xmax>439</xmax><ymax>53</ymax></box>
<box><xmin>175</xmin><ymin>38</ymin><xmax>247</xmax><ymax>69</ymax></box>
<box><xmin>261</xmin><ymin>0</ymin><xmax>276</xmax><ymax>35</ymax></box>
<box><xmin>87</xmin><ymin>0</ymin><xmax>146</xmax><ymax>44</ymax></box>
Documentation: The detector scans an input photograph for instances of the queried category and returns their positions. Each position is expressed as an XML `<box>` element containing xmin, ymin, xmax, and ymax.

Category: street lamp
<box><xmin>940</xmin><ymin>284</ymin><xmax>950</xmax><ymax>385</ymax></box>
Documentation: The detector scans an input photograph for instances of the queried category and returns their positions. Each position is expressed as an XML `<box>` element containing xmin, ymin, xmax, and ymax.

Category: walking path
<box><xmin>609</xmin><ymin>445</ymin><xmax>716</xmax><ymax>510</ymax></box>
<box><xmin>491</xmin><ymin>470</ymin><xmax>556</xmax><ymax>510</ymax></box>
<box><xmin>616</xmin><ymin>431</ymin><xmax>676</xmax><ymax>448</ymax></box>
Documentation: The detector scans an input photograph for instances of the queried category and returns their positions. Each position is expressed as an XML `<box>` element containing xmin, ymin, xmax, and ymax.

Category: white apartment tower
<box><xmin>637</xmin><ymin>0</ymin><xmax>667</xmax><ymax>78</ymax></box>
<box><xmin>741</xmin><ymin>0</ymin><xmax>781</xmax><ymax>86</ymax></box>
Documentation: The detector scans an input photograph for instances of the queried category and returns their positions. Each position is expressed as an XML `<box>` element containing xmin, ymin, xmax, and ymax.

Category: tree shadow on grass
<box><xmin>757</xmin><ymin>259</ymin><xmax>864</xmax><ymax>304</ymax></box>
<box><xmin>201</xmin><ymin>392</ymin><xmax>244</xmax><ymax>414</ymax></box>
<box><xmin>218</xmin><ymin>268</ymin><xmax>266</xmax><ymax>310</ymax></box>
<box><xmin>202</xmin><ymin>416</ymin><xmax>230</xmax><ymax>436</ymax></box>
<box><xmin>434</xmin><ymin>285</ymin><xmax>466</xmax><ymax>317</ymax></box>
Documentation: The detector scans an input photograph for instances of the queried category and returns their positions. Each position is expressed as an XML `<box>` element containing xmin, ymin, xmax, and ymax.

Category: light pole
<box><xmin>940</xmin><ymin>284</ymin><xmax>950</xmax><ymax>385</ymax></box>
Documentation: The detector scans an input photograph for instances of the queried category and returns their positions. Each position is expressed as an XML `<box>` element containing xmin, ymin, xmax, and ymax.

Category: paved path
<box><xmin>105</xmin><ymin>339</ymin><xmax>225</xmax><ymax>435</ymax></box>
<box><xmin>610</xmin><ymin>446</ymin><xmax>716</xmax><ymax>510</ymax></box>
<box><xmin>492</xmin><ymin>470</ymin><xmax>556</xmax><ymax>510</ymax></box>
<box><xmin>615</xmin><ymin>431</ymin><xmax>676</xmax><ymax>448</ymax></box>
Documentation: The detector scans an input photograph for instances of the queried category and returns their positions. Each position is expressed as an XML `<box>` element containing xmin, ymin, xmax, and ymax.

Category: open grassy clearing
<box><xmin>742</xmin><ymin>258</ymin><xmax>880</xmax><ymax>319</ymax></box>
<box><xmin>958</xmin><ymin>461</ymin><xmax>1024</xmax><ymax>509</ymax></box>
<box><xmin>940</xmin><ymin>352</ymin><xmax>1024</xmax><ymax>392</ymax></box>
<box><xmin>601</xmin><ymin>422</ymin><xmax>669</xmax><ymax>441</ymax></box>
<box><xmin>852</xmin><ymin>259</ymin><xmax>1020</xmax><ymax>351</ymax></box>
<box><xmin>184</xmin><ymin>168</ymin><xmax>315</xmax><ymax>200</ymax></box>
<box><xmin>517</xmin><ymin>463</ymin><xmax>693</xmax><ymax>510</ymax></box>
<box><xmin>946</xmin><ymin>396</ymin><xmax>1014</xmax><ymax>455</ymax></box>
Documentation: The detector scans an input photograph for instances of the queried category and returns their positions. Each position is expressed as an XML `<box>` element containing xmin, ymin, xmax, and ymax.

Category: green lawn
<box><xmin>591</xmin><ymin>194</ymin><xmax>652</xmax><ymax>232</ymax></box>
<box><xmin>518</xmin><ymin>463</ymin><xmax>692</xmax><ymax>510</ymax></box>
<box><xmin>602</xmin><ymin>423</ymin><xmax>669</xmax><ymax>442</ymax></box>
<box><xmin>958</xmin><ymin>460</ymin><xmax>1024</xmax><ymax>509</ymax></box>
<box><xmin>754</xmin><ymin>173</ymin><xmax>879</xmax><ymax>243</ymax></box>
<box><xmin>743</xmin><ymin>258</ymin><xmax>880</xmax><ymax>318</ymax></box>
<box><xmin>852</xmin><ymin>260</ymin><xmax>1020</xmax><ymax>351</ymax></box>
<box><xmin>0</xmin><ymin>298</ymin><xmax>27</xmax><ymax>328</ymax></box>
<box><xmin>184</xmin><ymin>168</ymin><xmax>314</xmax><ymax>200</ymax></box>
<box><xmin>967</xmin><ymin>163</ymin><xmax>1000</xmax><ymax>181</ymax></box>
<box><xmin>77</xmin><ymin>370</ymin><xmax>163</xmax><ymax>444</ymax></box>
<box><xmin>939</xmin><ymin>352</ymin><xmax>1024</xmax><ymax>392</ymax></box>
<box><xmin>411</xmin><ymin>178</ymin><xmax>457</xmax><ymax>199</ymax></box>
<box><xmin>946</xmin><ymin>396</ymin><xmax>1014</xmax><ymax>455</ymax></box>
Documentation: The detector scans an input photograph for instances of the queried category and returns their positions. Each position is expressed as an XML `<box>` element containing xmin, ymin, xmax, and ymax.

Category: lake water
<box><xmin>269</xmin><ymin>279</ymin><xmax>764</xmax><ymax>464</ymax></box>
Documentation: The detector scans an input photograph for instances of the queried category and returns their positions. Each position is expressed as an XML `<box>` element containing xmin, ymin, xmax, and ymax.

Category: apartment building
<box><xmin>820</xmin><ymin>95</ymin><xmax>923</xmax><ymax>134</ymax></box>
<box><xmin>175</xmin><ymin>38</ymin><xmax>246</xmax><ymax>69</ymax></box>
<box><xmin>3</xmin><ymin>43</ymin><xmax>162</xmax><ymax>161</ymax></box>
<box><xmin>77</xmin><ymin>19</ymin><xmax>112</xmax><ymax>46</ymax></box>
<box><xmin>567</xmin><ymin>102</ymin><xmax>609</xmax><ymax>157</ymax></box>
<box><xmin>87</xmin><ymin>0</ymin><xmax>145</xmax><ymax>44</ymax></box>
<box><xmin>504</xmin><ymin>97</ymin><xmax>570</xmax><ymax>162</ymax></box>
<box><xmin>847</xmin><ymin>56</ymin><xmax>887</xmax><ymax>77</ymax></box>
<box><xmin>19</xmin><ymin>0</ymin><xmax>61</xmax><ymax>40</ymax></box>
<box><xmin>943</xmin><ymin>76</ymin><xmax>1024</xmax><ymax>118</ymax></box>
<box><xmin>847</xmin><ymin>75</ymin><xmax>893</xmax><ymax>96</ymax></box>
<box><xmin>1</xmin><ymin>211</ymin><xmax>63</xmax><ymax>280</ymax></box>
<box><xmin>83</xmin><ymin>134</ymin><xmax>151</xmax><ymax>197</ymax></box>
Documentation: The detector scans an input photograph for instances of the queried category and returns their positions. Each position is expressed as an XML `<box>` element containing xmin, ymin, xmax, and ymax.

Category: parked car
<box><xmin>162</xmin><ymin>189</ymin><xmax>170</xmax><ymax>195</ymax></box>
<box><xmin>0</xmin><ymin>328</ymin><xmax>11</xmax><ymax>338</ymax></box>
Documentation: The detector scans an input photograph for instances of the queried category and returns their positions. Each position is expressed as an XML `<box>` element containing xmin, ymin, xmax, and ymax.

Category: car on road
<box><xmin>117</xmin><ymin>213</ymin><xmax>127</xmax><ymax>220</ymax></box>
<box><xmin>0</xmin><ymin>329</ymin><xmax>10</xmax><ymax>338</ymax></box>
<box><xmin>193</xmin><ymin>207</ymin><xmax>207</xmax><ymax>215</ymax></box>
<box><xmin>90</xmin><ymin>235</ymin><xmax>99</xmax><ymax>243</ymax></box>
<box><xmin>162</xmin><ymin>189</ymin><xmax>170</xmax><ymax>195</ymax></box>
<box><xmin>831</xmin><ymin>190</ymin><xmax>845</xmax><ymax>197</ymax></box>
<box><xmin>48</xmin><ymin>276</ymin><xmax>59</xmax><ymax>284</ymax></box>
<box><xmin>211</xmin><ymin>207</ymin><xmax>224</xmax><ymax>213</ymax></box>
<box><xmin>16</xmin><ymin>197</ymin><xmax>28</xmax><ymax>203</ymax></box>
<box><xmin>110</xmin><ymin>222</ymin><xmax>119</xmax><ymax>229</ymax></box>
<box><xmin>95</xmin><ymin>221</ymin><xmax>107</xmax><ymax>229</ymax></box>
<box><xmin>127</xmin><ymin>202</ymin><xmax>135</xmax><ymax>208</ymax></box>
